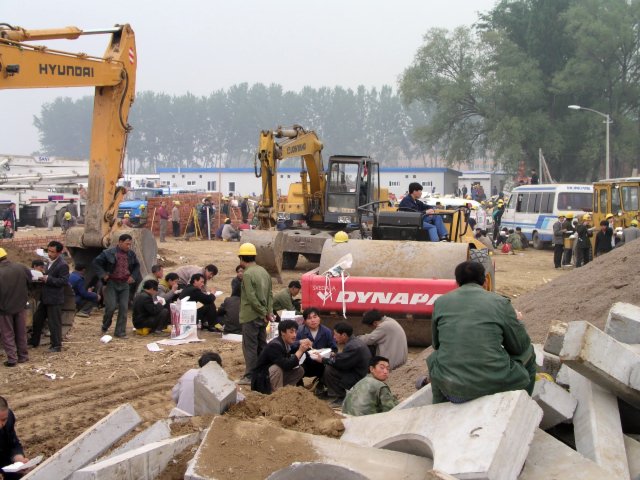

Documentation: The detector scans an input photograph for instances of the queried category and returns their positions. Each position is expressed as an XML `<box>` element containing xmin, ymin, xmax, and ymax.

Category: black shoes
<box><xmin>47</xmin><ymin>347</ymin><xmax>61</xmax><ymax>353</ymax></box>
<box><xmin>3</xmin><ymin>361</ymin><xmax>16</xmax><ymax>367</ymax></box>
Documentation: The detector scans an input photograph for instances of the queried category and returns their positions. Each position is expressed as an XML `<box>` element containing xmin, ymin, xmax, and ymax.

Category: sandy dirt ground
<box><xmin>0</xmin><ymin>231</ymin><xmax>568</xmax><ymax>477</ymax></box>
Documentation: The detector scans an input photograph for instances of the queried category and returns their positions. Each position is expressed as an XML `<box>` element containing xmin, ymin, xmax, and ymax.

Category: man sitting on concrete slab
<box><xmin>427</xmin><ymin>261</ymin><xmax>535</xmax><ymax>404</ymax></box>
<box><xmin>312</xmin><ymin>322</ymin><xmax>372</xmax><ymax>407</ymax></box>
<box><xmin>0</xmin><ymin>396</ymin><xmax>30</xmax><ymax>479</ymax></box>
<box><xmin>359</xmin><ymin>309</ymin><xmax>408</xmax><ymax>369</ymax></box>
<box><xmin>172</xmin><ymin>351</ymin><xmax>222</xmax><ymax>415</ymax></box>
<box><xmin>343</xmin><ymin>356</ymin><xmax>398</xmax><ymax>416</ymax></box>
<box><xmin>293</xmin><ymin>308</ymin><xmax>337</xmax><ymax>390</ymax></box>
<box><xmin>251</xmin><ymin>320</ymin><xmax>312</xmax><ymax>394</ymax></box>
<box><xmin>132</xmin><ymin>280</ymin><xmax>170</xmax><ymax>336</ymax></box>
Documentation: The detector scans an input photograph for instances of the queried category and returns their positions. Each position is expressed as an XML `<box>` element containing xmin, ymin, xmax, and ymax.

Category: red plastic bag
<box><xmin>501</xmin><ymin>243</ymin><xmax>512</xmax><ymax>254</ymax></box>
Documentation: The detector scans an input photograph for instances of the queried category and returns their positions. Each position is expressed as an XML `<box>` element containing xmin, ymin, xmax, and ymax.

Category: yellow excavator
<box><xmin>0</xmin><ymin>23</ymin><xmax>157</xmax><ymax>274</ymax></box>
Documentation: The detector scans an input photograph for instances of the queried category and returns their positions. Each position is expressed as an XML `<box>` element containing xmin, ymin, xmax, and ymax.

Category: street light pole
<box><xmin>568</xmin><ymin>105</ymin><xmax>611</xmax><ymax>179</ymax></box>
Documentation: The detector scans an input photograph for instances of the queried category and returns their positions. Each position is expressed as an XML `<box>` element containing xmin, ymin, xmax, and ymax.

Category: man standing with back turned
<box><xmin>237</xmin><ymin>242</ymin><xmax>273</xmax><ymax>385</ymax></box>
<box><xmin>427</xmin><ymin>261</ymin><xmax>535</xmax><ymax>404</ymax></box>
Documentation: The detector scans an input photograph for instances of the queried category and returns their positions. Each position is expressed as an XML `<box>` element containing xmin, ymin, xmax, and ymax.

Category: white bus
<box><xmin>500</xmin><ymin>184</ymin><xmax>593</xmax><ymax>249</ymax></box>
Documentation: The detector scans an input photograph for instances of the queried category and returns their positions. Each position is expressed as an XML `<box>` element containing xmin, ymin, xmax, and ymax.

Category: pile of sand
<box><xmin>227</xmin><ymin>386</ymin><xmax>344</xmax><ymax>438</ymax></box>
<box><xmin>514</xmin><ymin>239</ymin><xmax>640</xmax><ymax>343</ymax></box>
<box><xmin>387</xmin><ymin>347</ymin><xmax>433</xmax><ymax>401</ymax></box>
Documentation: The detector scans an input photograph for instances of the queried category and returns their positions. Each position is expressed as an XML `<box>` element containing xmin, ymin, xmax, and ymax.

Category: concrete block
<box><xmin>533</xmin><ymin>343</ymin><xmax>544</xmax><ymax>367</ymax></box>
<box><xmin>71</xmin><ymin>433</ymin><xmax>198</xmax><ymax>480</ymax></box>
<box><xmin>391</xmin><ymin>384</ymin><xmax>433</xmax><ymax>411</ymax></box>
<box><xmin>168</xmin><ymin>407</ymin><xmax>192</xmax><ymax>418</ymax></box>
<box><xmin>605</xmin><ymin>302</ymin><xmax>640</xmax><ymax>343</ymax></box>
<box><xmin>543</xmin><ymin>321</ymin><xmax>568</xmax><ymax>355</ymax></box>
<box><xmin>556</xmin><ymin>364</ymin><xmax>571</xmax><ymax>388</ymax></box>
<box><xmin>569</xmin><ymin>368</ymin><xmax>629</xmax><ymax>480</ymax></box>
<box><xmin>185</xmin><ymin>417</ymin><xmax>432</xmax><ymax>480</ymax></box>
<box><xmin>23</xmin><ymin>404</ymin><xmax>141</xmax><ymax>480</ymax></box>
<box><xmin>560</xmin><ymin>320</ymin><xmax>640</xmax><ymax>409</ymax></box>
<box><xmin>540</xmin><ymin>351</ymin><xmax>562</xmax><ymax>379</ymax></box>
<box><xmin>519</xmin><ymin>429</ymin><xmax>618</xmax><ymax>479</ymax></box>
<box><xmin>625</xmin><ymin>435</ymin><xmax>640</xmax><ymax>480</ymax></box>
<box><xmin>425</xmin><ymin>471</ymin><xmax>458</xmax><ymax>480</ymax></box>
<box><xmin>342</xmin><ymin>390</ymin><xmax>542</xmax><ymax>480</ymax></box>
<box><xmin>193</xmin><ymin>362</ymin><xmax>237</xmax><ymax>416</ymax></box>
<box><xmin>532</xmin><ymin>379</ymin><xmax>577</xmax><ymax>429</ymax></box>
<box><xmin>101</xmin><ymin>419</ymin><xmax>171</xmax><ymax>461</ymax></box>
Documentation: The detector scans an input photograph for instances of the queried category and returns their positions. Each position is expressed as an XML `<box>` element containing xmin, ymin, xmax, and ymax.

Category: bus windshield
<box><xmin>557</xmin><ymin>192</ymin><xmax>592</xmax><ymax>211</ymax></box>
<box><xmin>124</xmin><ymin>188</ymin><xmax>162</xmax><ymax>201</ymax></box>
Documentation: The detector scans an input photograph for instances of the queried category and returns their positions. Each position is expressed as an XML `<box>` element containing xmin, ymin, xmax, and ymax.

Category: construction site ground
<box><xmin>3</xmin><ymin>228</ymin><xmax>639</xmax><ymax>478</ymax></box>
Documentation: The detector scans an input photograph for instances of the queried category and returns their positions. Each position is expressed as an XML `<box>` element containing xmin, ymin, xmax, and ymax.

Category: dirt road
<box><xmin>0</xmin><ymin>233</ymin><xmax>564</xmax><ymax>468</ymax></box>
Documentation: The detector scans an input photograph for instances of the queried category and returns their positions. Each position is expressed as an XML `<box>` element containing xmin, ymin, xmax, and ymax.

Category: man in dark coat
<box><xmin>0</xmin><ymin>396</ymin><xmax>29</xmax><ymax>479</ymax></box>
<box><xmin>30</xmin><ymin>241</ymin><xmax>69</xmax><ymax>352</ymax></box>
<box><xmin>179</xmin><ymin>273</ymin><xmax>218</xmax><ymax>331</ymax></box>
<box><xmin>93</xmin><ymin>234</ymin><xmax>141</xmax><ymax>338</ymax></box>
<box><xmin>251</xmin><ymin>319</ymin><xmax>312</xmax><ymax>394</ymax></box>
<box><xmin>132</xmin><ymin>279</ymin><xmax>170</xmax><ymax>334</ymax></box>
<box><xmin>0</xmin><ymin>248</ymin><xmax>31</xmax><ymax>366</ymax></box>
<box><xmin>312</xmin><ymin>322</ymin><xmax>371</xmax><ymax>407</ymax></box>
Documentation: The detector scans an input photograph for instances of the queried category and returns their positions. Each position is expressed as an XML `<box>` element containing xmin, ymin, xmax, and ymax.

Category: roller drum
<box><xmin>240</xmin><ymin>230</ymin><xmax>284</xmax><ymax>283</ymax></box>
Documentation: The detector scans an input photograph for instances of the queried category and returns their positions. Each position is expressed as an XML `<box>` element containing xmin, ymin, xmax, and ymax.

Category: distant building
<box><xmin>458</xmin><ymin>170</ymin><xmax>509</xmax><ymax>198</ymax></box>
<box><xmin>157</xmin><ymin>166</ymin><xmax>462</xmax><ymax>198</ymax></box>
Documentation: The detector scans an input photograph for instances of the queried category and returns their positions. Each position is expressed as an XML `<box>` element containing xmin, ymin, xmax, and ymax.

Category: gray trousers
<box><xmin>46</xmin><ymin>215</ymin><xmax>56</xmax><ymax>230</ymax></box>
<box><xmin>0</xmin><ymin>311</ymin><xmax>28</xmax><ymax>364</ymax></box>
<box><xmin>159</xmin><ymin>218</ymin><xmax>168</xmax><ymax>242</ymax></box>
<box><xmin>269</xmin><ymin>364</ymin><xmax>304</xmax><ymax>392</ymax></box>
<box><xmin>102</xmin><ymin>281</ymin><xmax>130</xmax><ymax>337</ymax></box>
<box><xmin>241</xmin><ymin>319</ymin><xmax>267</xmax><ymax>377</ymax></box>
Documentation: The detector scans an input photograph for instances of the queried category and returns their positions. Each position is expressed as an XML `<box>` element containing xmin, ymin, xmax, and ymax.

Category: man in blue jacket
<box><xmin>93</xmin><ymin>234</ymin><xmax>141</xmax><ymax>339</ymax></box>
<box><xmin>69</xmin><ymin>264</ymin><xmax>99</xmax><ymax>317</ymax></box>
<box><xmin>294</xmin><ymin>307</ymin><xmax>337</xmax><ymax>384</ymax></box>
<box><xmin>398</xmin><ymin>182</ymin><xmax>448</xmax><ymax>241</ymax></box>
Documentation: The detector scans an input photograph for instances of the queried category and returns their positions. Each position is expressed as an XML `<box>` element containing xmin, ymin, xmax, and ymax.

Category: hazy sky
<box><xmin>1</xmin><ymin>0</ymin><xmax>496</xmax><ymax>154</ymax></box>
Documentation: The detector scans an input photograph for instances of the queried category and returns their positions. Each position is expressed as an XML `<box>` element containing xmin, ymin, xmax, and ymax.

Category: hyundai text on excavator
<box><xmin>0</xmin><ymin>23</ymin><xmax>157</xmax><ymax>274</ymax></box>
<box><xmin>244</xmin><ymin>125</ymin><xmax>494</xmax><ymax>346</ymax></box>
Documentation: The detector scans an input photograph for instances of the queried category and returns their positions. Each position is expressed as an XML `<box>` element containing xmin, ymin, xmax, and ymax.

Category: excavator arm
<box><xmin>255</xmin><ymin>125</ymin><xmax>325</xmax><ymax>229</ymax></box>
<box><xmin>0</xmin><ymin>23</ymin><xmax>156</xmax><ymax>274</ymax></box>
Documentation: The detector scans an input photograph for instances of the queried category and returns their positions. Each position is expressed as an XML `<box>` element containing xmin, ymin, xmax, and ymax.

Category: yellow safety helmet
<box><xmin>631</xmin><ymin>219</ymin><xmax>639</xmax><ymax>227</ymax></box>
<box><xmin>124</xmin><ymin>213</ymin><xmax>130</xmax><ymax>218</ymax></box>
<box><xmin>64</xmin><ymin>212</ymin><xmax>72</xmax><ymax>220</ymax></box>
<box><xmin>565</xmin><ymin>212</ymin><xmax>574</xmax><ymax>219</ymax></box>
<box><xmin>173</xmin><ymin>200</ymin><xmax>181</xmax><ymax>206</ymax></box>
<box><xmin>238</xmin><ymin>242</ymin><xmax>257</xmax><ymax>256</ymax></box>
<box><xmin>334</xmin><ymin>231</ymin><xmax>349</xmax><ymax>243</ymax></box>
<box><xmin>140</xmin><ymin>204</ymin><xmax>146</xmax><ymax>209</ymax></box>
<box><xmin>582</xmin><ymin>214</ymin><xmax>591</xmax><ymax>221</ymax></box>
<box><xmin>605</xmin><ymin>213</ymin><xmax>614</xmax><ymax>220</ymax></box>
<box><xmin>465</xmin><ymin>195</ymin><xmax>472</xmax><ymax>200</ymax></box>
<box><xmin>557</xmin><ymin>213</ymin><xmax>566</xmax><ymax>219</ymax></box>
<box><xmin>0</xmin><ymin>247</ymin><xmax>6</xmax><ymax>259</ymax></box>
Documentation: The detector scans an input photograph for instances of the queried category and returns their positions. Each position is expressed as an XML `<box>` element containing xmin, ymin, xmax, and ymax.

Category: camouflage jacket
<box><xmin>342</xmin><ymin>375</ymin><xmax>398</xmax><ymax>416</ymax></box>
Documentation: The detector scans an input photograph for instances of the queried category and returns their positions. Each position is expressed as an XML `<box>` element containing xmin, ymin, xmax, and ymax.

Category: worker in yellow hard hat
<box><xmin>0</xmin><ymin>247</ymin><xmax>7</xmax><ymax>259</ymax></box>
<box><xmin>334</xmin><ymin>231</ymin><xmax>349</xmax><ymax>243</ymax></box>
<box><xmin>237</xmin><ymin>242</ymin><xmax>274</xmax><ymax>386</ymax></box>
<box><xmin>575</xmin><ymin>213</ymin><xmax>593</xmax><ymax>267</ymax></box>
<box><xmin>61</xmin><ymin>210</ymin><xmax>75</xmax><ymax>233</ymax></box>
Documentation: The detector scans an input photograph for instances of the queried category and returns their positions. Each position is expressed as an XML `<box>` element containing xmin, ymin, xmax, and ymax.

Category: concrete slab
<box><xmin>533</xmin><ymin>343</ymin><xmax>544</xmax><ymax>367</ymax></box>
<box><xmin>532</xmin><ymin>379</ymin><xmax>577</xmax><ymax>429</ymax></box>
<box><xmin>625</xmin><ymin>435</ymin><xmax>640</xmax><ymax>480</ymax></box>
<box><xmin>605</xmin><ymin>302</ymin><xmax>640</xmax><ymax>343</ymax></box>
<box><xmin>23</xmin><ymin>404</ymin><xmax>141</xmax><ymax>480</ymax></box>
<box><xmin>193</xmin><ymin>362</ymin><xmax>237</xmax><ymax>416</ymax></box>
<box><xmin>342</xmin><ymin>390</ymin><xmax>542</xmax><ymax>480</ymax></box>
<box><xmin>391</xmin><ymin>384</ymin><xmax>433</xmax><ymax>411</ymax></box>
<box><xmin>543</xmin><ymin>321</ymin><xmax>568</xmax><ymax>355</ymax></box>
<box><xmin>101</xmin><ymin>419</ymin><xmax>171</xmax><ymax>461</ymax></box>
<box><xmin>425</xmin><ymin>470</ymin><xmax>458</xmax><ymax>480</ymax></box>
<box><xmin>519</xmin><ymin>429</ymin><xmax>617</xmax><ymax>479</ymax></box>
<box><xmin>560</xmin><ymin>320</ymin><xmax>640</xmax><ymax>409</ymax></box>
<box><xmin>185</xmin><ymin>417</ymin><xmax>432</xmax><ymax>480</ymax></box>
<box><xmin>70</xmin><ymin>434</ymin><xmax>198</xmax><ymax>480</ymax></box>
<box><xmin>569</xmin><ymin>368</ymin><xmax>630</xmax><ymax>480</ymax></box>
<box><xmin>540</xmin><ymin>351</ymin><xmax>561</xmax><ymax>379</ymax></box>
<box><xmin>556</xmin><ymin>364</ymin><xmax>571</xmax><ymax>388</ymax></box>
<box><xmin>168</xmin><ymin>407</ymin><xmax>192</xmax><ymax>418</ymax></box>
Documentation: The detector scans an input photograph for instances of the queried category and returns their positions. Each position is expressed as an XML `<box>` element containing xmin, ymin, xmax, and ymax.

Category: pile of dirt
<box><xmin>156</xmin><ymin>247</ymin><xmax>178</xmax><ymax>267</ymax></box>
<box><xmin>387</xmin><ymin>347</ymin><xmax>433</xmax><ymax>401</ymax></box>
<box><xmin>514</xmin><ymin>239</ymin><xmax>640</xmax><ymax>343</ymax></box>
<box><xmin>227</xmin><ymin>386</ymin><xmax>345</xmax><ymax>438</ymax></box>
<box><xmin>1</xmin><ymin>242</ymin><xmax>39</xmax><ymax>267</ymax></box>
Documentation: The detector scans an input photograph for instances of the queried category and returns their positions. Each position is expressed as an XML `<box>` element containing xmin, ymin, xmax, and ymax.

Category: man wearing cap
<box><xmin>0</xmin><ymin>248</ymin><xmax>31</xmax><ymax>366</ymax></box>
<box><xmin>552</xmin><ymin>213</ymin><xmax>567</xmax><ymax>268</ymax></box>
<box><xmin>622</xmin><ymin>219</ymin><xmax>640</xmax><ymax>245</ymax></box>
<box><xmin>561</xmin><ymin>213</ymin><xmax>575</xmax><ymax>266</ymax></box>
<box><xmin>575</xmin><ymin>215</ymin><xmax>594</xmax><ymax>267</ymax></box>
<box><xmin>137</xmin><ymin>204</ymin><xmax>148</xmax><ymax>228</ymax></box>
<box><xmin>157</xmin><ymin>201</ymin><xmax>169</xmax><ymax>243</ymax></box>
<box><xmin>237</xmin><ymin>243</ymin><xmax>273</xmax><ymax>385</ymax></box>
<box><xmin>171</xmin><ymin>201</ymin><xmax>181</xmax><ymax>237</ymax></box>
<box><xmin>122</xmin><ymin>213</ymin><xmax>132</xmax><ymax>228</ymax></box>
<box><xmin>61</xmin><ymin>211</ymin><xmax>75</xmax><ymax>233</ymax></box>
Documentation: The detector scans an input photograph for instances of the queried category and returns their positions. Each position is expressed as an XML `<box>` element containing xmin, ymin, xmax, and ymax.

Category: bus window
<box><xmin>557</xmin><ymin>192</ymin><xmax>592</xmax><ymax>211</ymax></box>
<box><xmin>598</xmin><ymin>189</ymin><xmax>608</xmax><ymax>214</ymax></box>
<box><xmin>540</xmin><ymin>192</ymin><xmax>554</xmax><ymax>213</ymax></box>
<box><xmin>611</xmin><ymin>185</ymin><xmax>622</xmax><ymax>214</ymax></box>
<box><xmin>516</xmin><ymin>193</ymin><xmax>527</xmax><ymax>212</ymax></box>
<box><xmin>621</xmin><ymin>185</ymin><xmax>639</xmax><ymax>211</ymax></box>
<box><xmin>527</xmin><ymin>193</ymin><xmax>541</xmax><ymax>213</ymax></box>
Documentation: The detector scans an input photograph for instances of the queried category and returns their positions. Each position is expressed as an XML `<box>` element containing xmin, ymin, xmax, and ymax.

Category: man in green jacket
<box><xmin>272</xmin><ymin>280</ymin><xmax>301</xmax><ymax>318</ymax></box>
<box><xmin>237</xmin><ymin>243</ymin><xmax>273</xmax><ymax>385</ymax></box>
<box><xmin>427</xmin><ymin>261</ymin><xmax>535</xmax><ymax>404</ymax></box>
<box><xmin>343</xmin><ymin>356</ymin><xmax>398</xmax><ymax>416</ymax></box>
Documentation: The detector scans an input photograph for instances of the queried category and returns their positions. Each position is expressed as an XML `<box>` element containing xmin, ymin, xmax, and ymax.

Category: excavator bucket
<box><xmin>240</xmin><ymin>230</ymin><xmax>284</xmax><ymax>283</ymax></box>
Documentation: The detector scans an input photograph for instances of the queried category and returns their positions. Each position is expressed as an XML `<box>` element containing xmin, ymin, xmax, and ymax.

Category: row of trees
<box><xmin>34</xmin><ymin>0</ymin><xmax>640</xmax><ymax>181</ymax></box>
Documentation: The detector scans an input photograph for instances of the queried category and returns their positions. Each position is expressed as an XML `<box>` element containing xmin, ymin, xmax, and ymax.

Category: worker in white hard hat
<box><xmin>237</xmin><ymin>243</ymin><xmax>274</xmax><ymax>386</ymax></box>
<box><xmin>0</xmin><ymin>247</ymin><xmax>32</xmax><ymax>366</ymax></box>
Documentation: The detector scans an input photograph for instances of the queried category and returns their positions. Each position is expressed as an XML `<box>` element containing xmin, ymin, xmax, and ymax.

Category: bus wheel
<box><xmin>532</xmin><ymin>232</ymin><xmax>544</xmax><ymax>250</ymax></box>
